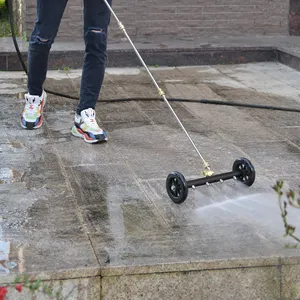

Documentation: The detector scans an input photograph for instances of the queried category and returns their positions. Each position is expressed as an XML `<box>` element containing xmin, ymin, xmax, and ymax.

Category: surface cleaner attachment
<box><xmin>166</xmin><ymin>158</ymin><xmax>256</xmax><ymax>204</ymax></box>
<box><xmin>102</xmin><ymin>0</ymin><xmax>256</xmax><ymax>205</ymax></box>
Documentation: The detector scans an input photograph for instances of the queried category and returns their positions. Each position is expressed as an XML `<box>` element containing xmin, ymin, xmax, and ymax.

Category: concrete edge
<box><xmin>100</xmin><ymin>256</ymin><xmax>282</xmax><ymax>277</ymax></box>
<box><xmin>2</xmin><ymin>254</ymin><xmax>300</xmax><ymax>284</ymax></box>
<box><xmin>281</xmin><ymin>256</ymin><xmax>300</xmax><ymax>265</ymax></box>
<box><xmin>0</xmin><ymin>267</ymin><xmax>101</xmax><ymax>285</ymax></box>
<box><xmin>277</xmin><ymin>49</ymin><xmax>300</xmax><ymax>72</ymax></box>
<box><xmin>100</xmin><ymin>265</ymin><xmax>283</xmax><ymax>300</ymax></box>
<box><xmin>0</xmin><ymin>46</ymin><xmax>277</xmax><ymax>71</ymax></box>
<box><xmin>0</xmin><ymin>276</ymin><xmax>101</xmax><ymax>300</ymax></box>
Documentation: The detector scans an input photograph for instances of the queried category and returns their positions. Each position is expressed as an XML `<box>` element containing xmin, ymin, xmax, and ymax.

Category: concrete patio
<box><xmin>0</xmin><ymin>62</ymin><xmax>300</xmax><ymax>299</ymax></box>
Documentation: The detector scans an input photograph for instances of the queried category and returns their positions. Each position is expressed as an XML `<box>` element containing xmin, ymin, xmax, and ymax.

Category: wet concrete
<box><xmin>0</xmin><ymin>63</ymin><xmax>300</xmax><ymax>298</ymax></box>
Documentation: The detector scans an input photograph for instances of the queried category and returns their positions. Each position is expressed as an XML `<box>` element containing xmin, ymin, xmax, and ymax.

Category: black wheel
<box><xmin>166</xmin><ymin>172</ymin><xmax>188</xmax><ymax>204</ymax></box>
<box><xmin>232</xmin><ymin>158</ymin><xmax>255</xmax><ymax>187</ymax></box>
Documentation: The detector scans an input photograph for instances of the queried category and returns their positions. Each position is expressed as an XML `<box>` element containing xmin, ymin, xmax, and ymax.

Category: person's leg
<box><xmin>77</xmin><ymin>0</ymin><xmax>112</xmax><ymax>114</ymax></box>
<box><xmin>27</xmin><ymin>0</ymin><xmax>69</xmax><ymax>96</ymax></box>
<box><xmin>21</xmin><ymin>0</ymin><xmax>68</xmax><ymax>130</ymax></box>
<box><xmin>71</xmin><ymin>0</ymin><xmax>111</xmax><ymax>143</ymax></box>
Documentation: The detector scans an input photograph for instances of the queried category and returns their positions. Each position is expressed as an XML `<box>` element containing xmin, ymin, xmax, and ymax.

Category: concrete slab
<box><xmin>0</xmin><ymin>63</ymin><xmax>300</xmax><ymax>299</ymax></box>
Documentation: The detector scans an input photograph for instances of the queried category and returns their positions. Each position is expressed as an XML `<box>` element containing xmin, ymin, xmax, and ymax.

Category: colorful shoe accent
<box><xmin>20</xmin><ymin>91</ymin><xmax>47</xmax><ymax>130</ymax></box>
<box><xmin>71</xmin><ymin>108</ymin><xmax>108</xmax><ymax>144</ymax></box>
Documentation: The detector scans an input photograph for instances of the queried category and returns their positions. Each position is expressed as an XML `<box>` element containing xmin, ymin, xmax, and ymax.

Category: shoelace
<box><xmin>25</xmin><ymin>96</ymin><xmax>40</xmax><ymax>116</ymax></box>
<box><xmin>82</xmin><ymin>110</ymin><xmax>100</xmax><ymax>129</ymax></box>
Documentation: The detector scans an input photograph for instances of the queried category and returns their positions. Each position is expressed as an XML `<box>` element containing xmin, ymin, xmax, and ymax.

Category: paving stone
<box><xmin>91</xmin><ymin>221</ymin><xmax>280</xmax><ymax>267</ymax></box>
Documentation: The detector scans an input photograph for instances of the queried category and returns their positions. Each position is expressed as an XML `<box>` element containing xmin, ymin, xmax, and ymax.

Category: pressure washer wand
<box><xmin>102</xmin><ymin>0</ymin><xmax>213</xmax><ymax>175</ymax></box>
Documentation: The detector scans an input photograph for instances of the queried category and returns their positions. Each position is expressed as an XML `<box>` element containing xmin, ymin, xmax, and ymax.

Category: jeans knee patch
<box><xmin>30</xmin><ymin>36</ymin><xmax>53</xmax><ymax>45</ymax></box>
<box><xmin>86</xmin><ymin>28</ymin><xmax>107</xmax><ymax>46</ymax></box>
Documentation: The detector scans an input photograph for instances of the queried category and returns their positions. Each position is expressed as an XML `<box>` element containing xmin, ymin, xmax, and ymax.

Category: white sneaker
<box><xmin>20</xmin><ymin>91</ymin><xmax>47</xmax><ymax>130</ymax></box>
<box><xmin>71</xmin><ymin>108</ymin><xmax>108</xmax><ymax>144</ymax></box>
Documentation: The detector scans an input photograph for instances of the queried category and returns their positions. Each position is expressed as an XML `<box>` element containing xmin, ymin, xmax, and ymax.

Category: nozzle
<box><xmin>202</xmin><ymin>161</ymin><xmax>214</xmax><ymax>177</ymax></box>
<box><xmin>158</xmin><ymin>88</ymin><xmax>165</xmax><ymax>97</ymax></box>
<box><xmin>202</xmin><ymin>169</ymin><xmax>215</xmax><ymax>177</ymax></box>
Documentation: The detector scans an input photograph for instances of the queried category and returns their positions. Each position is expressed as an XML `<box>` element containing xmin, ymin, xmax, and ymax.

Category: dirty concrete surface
<box><xmin>0</xmin><ymin>62</ymin><xmax>300</xmax><ymax>283</ymax></box>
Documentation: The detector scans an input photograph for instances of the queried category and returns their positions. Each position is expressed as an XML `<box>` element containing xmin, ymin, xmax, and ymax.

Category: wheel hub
<box><xmin>232</xmin><ymin>158</ymin><xmax>255</xmax><ymax>187</ymax></box>
<box><xmin>166</xmin><ymin>172</ymin><xmax>188</xmax><ymax>204</ymax></box>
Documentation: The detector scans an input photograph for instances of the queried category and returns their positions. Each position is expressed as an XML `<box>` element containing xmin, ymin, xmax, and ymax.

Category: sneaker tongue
<box><xmin>88</xmin><ymin>108</ymin><xmax>95</xmax><ymax>117</ymax></box>
<box><xmin>82</xmin><ymin>108</ymin><xmax>95</xmax><ymax>119</ymax></box>
<box><xmin>80</xmin><ymin>109</ymin><xmax>104</xmax><ymax>134</ymax></box>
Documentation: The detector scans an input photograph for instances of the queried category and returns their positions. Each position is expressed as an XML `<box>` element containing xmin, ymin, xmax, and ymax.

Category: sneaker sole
<box><xmin>20</xmin><ymin>92</ymin><xmax>47</xmax><ymax>130</ymax></box>
<box><xmin>20</xmin><ymin>117</ymin><xmax>43</xmax><ymax>130</ymax></box>
<box><xmin>71</xmin><ymin>126</ymin><xmax>108</xmax><ymax>144</ymax></box>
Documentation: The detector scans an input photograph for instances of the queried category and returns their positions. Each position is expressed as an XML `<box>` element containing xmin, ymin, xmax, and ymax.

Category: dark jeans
<box><xmin>27</xmin><ymin>0</ymin><xmax>112</xmax><ymax>114</ymax></box>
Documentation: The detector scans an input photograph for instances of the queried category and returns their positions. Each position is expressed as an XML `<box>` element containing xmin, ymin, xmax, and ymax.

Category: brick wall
<box><xmin>24</xmin><ymin>0</ymin><xmax>290</xmax><ymax>42</ymax></box>
<box><xmin>24</xmin><ymin>0</ymin><xmax>83</xmax><ymax>40</ymax></box>
<box><xmin>289</xmin><ymin>0</ymin><xmax>300</xmax><ymax>35</ymax></box>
